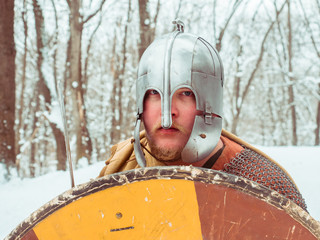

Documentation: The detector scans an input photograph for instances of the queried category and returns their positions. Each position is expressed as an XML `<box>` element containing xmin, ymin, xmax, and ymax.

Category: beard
<box><xmin>147</xmin><ymin>139</ymin><xmax>182</xmax><ymax>162</ymax></box>
<box><xmin>144</xmin><ymin>122</ymin><xmax>190</xmax><ymax>162</ymax></box>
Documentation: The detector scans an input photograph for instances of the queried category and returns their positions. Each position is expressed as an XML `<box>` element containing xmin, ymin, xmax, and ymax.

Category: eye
<box><xmin>182</xmin><ymin>90</ymin><xmax>193</xmax><ymax>97</ymax></box>
<box><xmin>148</xmin><ymin>89</ymin><xmax>159</xmax><ymax>95</ymax></box>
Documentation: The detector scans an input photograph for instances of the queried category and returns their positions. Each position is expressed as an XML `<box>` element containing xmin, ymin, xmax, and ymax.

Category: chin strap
<box><xmin>133</xmin><ymin>116</ymin><xmax>146</xmax><ymax>167</ymax></box>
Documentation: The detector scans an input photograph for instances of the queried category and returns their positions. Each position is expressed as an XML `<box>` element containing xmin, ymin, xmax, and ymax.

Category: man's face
<box><xmin>143</xmin><ymin>88</ymin><xmax>198</xmax><ymax>161</ymax></box>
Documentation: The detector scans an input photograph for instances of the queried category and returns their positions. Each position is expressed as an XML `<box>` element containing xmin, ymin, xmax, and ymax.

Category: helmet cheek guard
<box><xmin>134</xmin><ymin>21</ymin><xmax>224</xmax><ymax>167</ymax></box>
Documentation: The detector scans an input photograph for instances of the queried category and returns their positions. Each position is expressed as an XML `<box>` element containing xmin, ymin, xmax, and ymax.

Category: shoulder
<box><xmin>98</xmin><ymin>132</ymin><xmax>147</xmax><ymax>177</ymax></box>
<box><xmin>221</xmin><ymin>129</ymin><xmax>291</xmax><ymax>176</ymax></box>
<box><xmin>222</xmin><ymin>129</ymin><xmax>275</xmax><ymax>163</ymax></box>
<box><xmin>221</xmin><ymin>129</ymin><xmax>307</xmax><ymax>210</ymax></box>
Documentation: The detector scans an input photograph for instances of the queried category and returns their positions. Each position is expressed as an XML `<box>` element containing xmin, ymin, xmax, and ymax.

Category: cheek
<box><xmin>184</xmin><ymin>105</ymin><xmax>197</xmax><ymax>129</ymax></box>
<box><xmin>188</xmin><ymin>112</ymin><xmax>197</xmax><ymax>128</ymax></box>
<box><xmin>143</xmin><ymin>101</ymin><xmax>161</xmax><ymax>129</ymax></box>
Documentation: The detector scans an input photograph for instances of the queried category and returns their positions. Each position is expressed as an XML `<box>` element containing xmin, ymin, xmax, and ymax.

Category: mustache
<box><xmin>151</xmin><ymin>122</ymin><xmax>188</xmax><ymax>134</ymax></box>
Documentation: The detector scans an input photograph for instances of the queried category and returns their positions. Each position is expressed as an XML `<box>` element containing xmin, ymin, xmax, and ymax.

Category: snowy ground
<box><xmin>1</xmin><ymin>146</ymin><xmax>319</xmax><ymax>239</ymax></box>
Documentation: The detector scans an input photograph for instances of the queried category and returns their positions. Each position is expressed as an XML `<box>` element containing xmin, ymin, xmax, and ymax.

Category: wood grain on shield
<box><xmin>194</xmin><ymin>181</ymin><xmax>317</xmax><ymax>239</ymax></box>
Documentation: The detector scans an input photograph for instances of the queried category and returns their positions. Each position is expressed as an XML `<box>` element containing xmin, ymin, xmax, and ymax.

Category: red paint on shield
<box><xmin>21</xmin><ymin>229</ymin><xmax>39</xmax><ymax>240</ymax></box>
<box><xmin>194</xmin><ymin>181</ymin><xmax>316</xmax><ymax>239</ymax></box>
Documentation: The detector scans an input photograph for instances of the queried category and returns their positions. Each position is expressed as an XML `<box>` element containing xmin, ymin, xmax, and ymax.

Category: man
<box><xmin>99</xmin><ymin>21</ymin><xmax>307</xmax><ymax>211</ymax></box>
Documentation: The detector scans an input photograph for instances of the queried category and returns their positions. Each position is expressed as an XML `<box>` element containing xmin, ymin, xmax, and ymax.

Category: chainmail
<box><xmin>223</xmin><ymin>147</ymin><xmax>307</xmax><ymax>211</ymax></box>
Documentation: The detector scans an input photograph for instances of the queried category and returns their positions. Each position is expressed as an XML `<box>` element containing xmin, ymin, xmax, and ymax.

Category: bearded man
<box><xmin>98</xmin><ymin>21</ymin><xmax>307</xmax><ymax>211</ymax></box>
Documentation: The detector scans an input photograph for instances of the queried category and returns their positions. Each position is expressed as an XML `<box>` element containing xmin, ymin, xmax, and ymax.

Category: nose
<box><xmin>161</xmin><ymin>95</ymin><xmax>178</xmax><ymax>129</ymax></box>
<box><xmin>161</xmin><ymin>93</ymin><xmax>172</xmax><ymax>129</ymax></box>
<box><xmin>171</xmin><ymin>96</ymin><xmax>178</xmax><ymax>118</ymax></box>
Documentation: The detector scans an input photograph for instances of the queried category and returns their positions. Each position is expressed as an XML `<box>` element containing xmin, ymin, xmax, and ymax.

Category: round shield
<box><xmin>5</xmin><ymin>166</ymin><xmax>320</xmax><ymax>239</ymax></box>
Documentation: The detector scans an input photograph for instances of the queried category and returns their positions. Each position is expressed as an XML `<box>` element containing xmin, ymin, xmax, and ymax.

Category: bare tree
<box><xmin>215</xmin><ymin>0</ymin><xmax>244</xmax><ymax>51</ymax></box>
<box><xmin>7</xmin><ymin>0</ymin><xmax>320</xmax><ymax>177</ymax></box>
<box><xmin>111</xmin><ymin>0</ymin><xmax>145</xmax><ymax>144</ymax></box>
<box><xmin>16</xmin><ymin>0</ymin><xmax>28</xmax><ymax>172</ymax></box>
<box><xmin>65</xmin><ymin>0</ymin><xmax>106</xmax><ymax>164</ymax></box>
<box><xmin>230</xmin><ymin>35</ymin><xmax>243</xmax><ymax>134</ymax></box>
<box><xmin>0</xmin><ymin>0</ymin><xmax>16</xmax><ymax>178</ymax></box>
<box><xmin>50</xmin><ymin>0</ymin><xmax>67</xmax><ymax>170</ymax></box>
<box><xmin>110</xmin><ymin>28</ymin><xmax>121</xmax><ymax>144</ymax></box>
<box><xmin>316</xmin><ymin>91</ymin><xmax>320</xmax><ymax>145</ymax></box>
<box><xmin>298</xmin><ymin>0</ymin><xmax>320</xmax><ymax>145</ymax></box>
<box><xmin>83</xmin><ymin>13</ymin><xmax>103</xmax><ymax>96</ymax></box>
<box><xmin>29</xmin><ymin>88</ymin><xmax>40</xmax><ymax>177</ymax></box>
<box><xmin>32</xmin><ymin>0</ymin><xmax>67</xmax><ymax>172</ymax></box>
<box><xmin>229</xmin><ymin>1</ymin><xmax>287</xmax><ymax>135</ymax></box>
<box><xmin>286</xmin><ymin>0</ymin><xmax>298</xmax><ymax>145</ymax></box>
<box><xmin>138</xmin><ymin>0</ymin><xmax>161</xmax><ymax>59</ymax></box>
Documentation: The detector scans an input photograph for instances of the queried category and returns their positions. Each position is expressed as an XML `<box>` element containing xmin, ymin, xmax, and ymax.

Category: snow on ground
<box><xmin>1</xmin><ymin>146</ymin><xmax>319</xmax><ymax>238</ymax></box>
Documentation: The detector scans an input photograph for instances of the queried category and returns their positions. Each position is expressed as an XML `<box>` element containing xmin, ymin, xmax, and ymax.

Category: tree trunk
<box><xmin>118</xmin><ymin>0</ymin><xmax>132</xmax><ymax>138</ymax></box>
<box><xmin>297</xmin><ymin>0</ymin><xmax>320</xmax><ymax>145</ymax></box>
<box><xmin>229</xmin><ymin>2</ymin><xmax>286</xmax><ymax>135</ymax></box>
<box><xmin>138</xmin><ymin>0</ymin><xmax>156</xmax><ymax>60</ymax></box>
<box><xmin>29</xmin><ymin>87</ymin><xmax>40</xmax><ymax>177</ymax></box>
<box><xmin>0</xmin><ymin>0</ymin><xmax>16</xmax><ymax>176</ymax></box>
<box><xmin>33</xmin><ymin>0</ymin><xmax>67</xmax><ymax>171</ymax></box>
<box><xmin>64</xmin><ymin>0</ymin><xmax>106</xmax><ymax>164</ymax></box>
<box><xmin>30</xmin><ymin>0</ymin><xmax>46</xmax><ymax>177</ymax></box>
<box><xmin>110</xmin><ymin>32</ymin><xmax>120</xmax><ymax>144</ymax></box>
<box><xmin>287</xmin><ymin>0</ymin><xmax>298</xmax><ymax>145</ymax></box>
<box><xmin>16</xmin><ymin>0</ymin><xmax>28</xmax><ymax>172</ymax></box>
<box><xmin>231</xmin><ymin>40</ymin><xmax>242</xmax><ymax>135</ymax></box>
<box><xmin>68</xmin><ymin>0</ymin><xmax>85</xmax><ymax>164</ymax></box>
<box><xmin>67</xmin><ymin>0</ymin><xmax>92</xmax><ymax>164</ymax></box>
<box><xmin>50</xmin><ymin>0</ymin><xmax>67</xmax><ymax>170</ymax></box>
<box><xmin>315</xmin><ymin>84</ymin><xmax>320</xmax><ymax>145</ymax></box>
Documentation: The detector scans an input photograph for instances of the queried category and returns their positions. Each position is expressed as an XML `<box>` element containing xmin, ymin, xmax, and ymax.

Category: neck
<box><xmin>164</xmin><ymin>138</ymin><xmax>224</xmax><ymax>167</ymax></box>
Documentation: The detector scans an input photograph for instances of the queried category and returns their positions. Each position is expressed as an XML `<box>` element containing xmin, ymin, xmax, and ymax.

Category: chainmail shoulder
<box><xmin>223</xmin><ymin>147</ymin><xmax>307</xmax><ymax>211</ymax></box>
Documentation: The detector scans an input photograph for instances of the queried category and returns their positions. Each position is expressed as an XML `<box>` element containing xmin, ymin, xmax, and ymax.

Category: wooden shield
<box><xmin>5</xmin><ymin>166</ymin><xmax>320</xmax><ymax>239</ymax></box>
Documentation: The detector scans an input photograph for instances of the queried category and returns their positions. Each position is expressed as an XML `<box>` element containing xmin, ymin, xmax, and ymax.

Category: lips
<box><xmin>151</xmin><ymin>122</ymin><xmax>187</xmax><ymax>135</ymax></box>
<box><xmin>158</xmin><ymin>127</ymin><xmax>179</xmax><ymax>133</ymax></box>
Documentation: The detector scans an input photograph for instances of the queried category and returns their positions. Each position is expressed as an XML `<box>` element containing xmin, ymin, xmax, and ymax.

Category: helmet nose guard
<box><xmin>161</xmin><ymin>30</ymin><xmax>177</xmax><ymax>129</ymax></box>
<box><xmin>134</xmin><ymin>20</ymin><xmax>224</xmax><ymax>167</ymax></box>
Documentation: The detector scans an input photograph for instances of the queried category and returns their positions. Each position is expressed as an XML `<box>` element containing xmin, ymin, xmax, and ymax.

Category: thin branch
<box><xmin>153</xmin><ymin>0</ymin><xmax>161</xmax><ymax>24</ymax></box>
<box><xmin>298</xmin><ymin>0</ymin><xmax>320</xmax><ymax>58</ymax></box>
<box><xmin>216</xmin><ymin>0</ymin><xmax>244</xmax><ymax>51</ymax></box>
<box><xmin>316</xmin><ymin>0</ymin><xmax>320</xmax><ymax>14</ymax></box>
<box><xmin>83</xmin><ymin>0</ymin><xmax>107</xmax><ymax>24</ymax></box>
<box><xmin>174</xmin><ymin>0</ymin><xmax>182</xmax><ymax>19</ymax></box>
<box><xmin>83</xmin><ymin>11</ymin><xmax>103</xmax><ymax>92</ymax></box>
<box><xmin>213</xmin><ymin>0</ymin><xmax>216</xmax><ymax>41</ymax></box>
<box><xmin>237</xmin><ymin>0</ymin><xmax>287</xmax><ymax>114</ymax></box>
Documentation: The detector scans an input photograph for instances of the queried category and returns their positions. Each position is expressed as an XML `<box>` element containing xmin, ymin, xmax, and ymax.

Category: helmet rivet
<box><xmin>200</xmin><ymin>134</ymin><xmax>206</xmax><ymax>139</ymax></box>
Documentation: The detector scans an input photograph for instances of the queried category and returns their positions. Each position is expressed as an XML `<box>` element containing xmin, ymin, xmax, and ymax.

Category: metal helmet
<box><xmin>134</xmin><ymin>20</ymin><xmax>224</xmax><ymax>167</ymax></box>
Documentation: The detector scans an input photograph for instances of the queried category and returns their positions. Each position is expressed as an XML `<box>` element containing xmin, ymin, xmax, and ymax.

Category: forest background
<box><xmin>0</xmin><ymin>0</ymin><xmax>319</xmax><ymax>180</ymax></box>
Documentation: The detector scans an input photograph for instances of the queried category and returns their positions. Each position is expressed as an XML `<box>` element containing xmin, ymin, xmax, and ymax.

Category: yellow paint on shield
<box><xmin>33</xmin><ymin>179</ymin><xmax>203</xmax><ymax>239</ymax></box>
